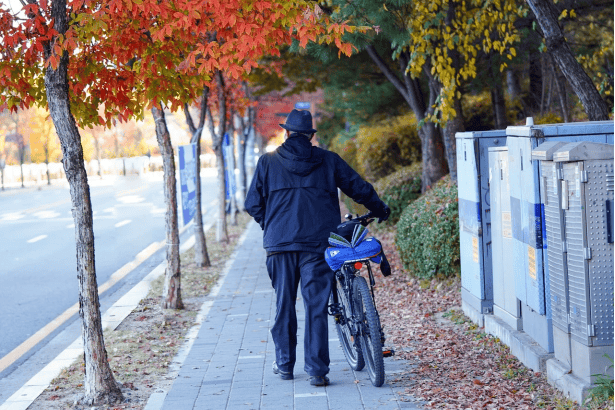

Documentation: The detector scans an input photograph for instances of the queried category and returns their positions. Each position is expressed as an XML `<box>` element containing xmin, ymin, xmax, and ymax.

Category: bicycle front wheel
<box><xmin>353</xmin><ymin>276</ymin><xmax>385</xmax><ymax>387</ymax></box>
<box><xmin>332</xmin><ymin>278</ymin><xmax>365</xmax><ymax>371</ymax></box>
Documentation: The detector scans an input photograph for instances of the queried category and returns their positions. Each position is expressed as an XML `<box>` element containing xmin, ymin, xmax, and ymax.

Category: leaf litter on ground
<box><xmin>30</xmin><ymin>213</ymin><xmax>251</xmax><ymax>410</ymax></box>
<box><xmin>371</xmin><ymin>227</ymin><xmax>613</xmax><ymax>410</ymax></box>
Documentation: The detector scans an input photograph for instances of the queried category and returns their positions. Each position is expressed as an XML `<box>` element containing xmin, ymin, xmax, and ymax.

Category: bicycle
<box><xmin>325</xmin><ymin>212</ymin><xmax>393</xmax><ymax>387</ymax></box>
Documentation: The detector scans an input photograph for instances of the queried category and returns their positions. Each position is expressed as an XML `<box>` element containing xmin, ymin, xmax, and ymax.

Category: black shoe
<box><xmin>272</xmin><ymin>362</ymin><xmax>293</xmax><ymax>380</ymax></box>
<box><xmin>309</xmin><ymin>375</ymin><xmax>330</xmax><ymax>386</ymax></box>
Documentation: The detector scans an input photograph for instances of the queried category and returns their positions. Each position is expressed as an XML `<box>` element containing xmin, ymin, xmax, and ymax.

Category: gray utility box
<box><xmin>456</xmin><ymin>130</ymin><xmax>506</xmax><ymax>325</ymax></box>
<box><xmin>506</xmin><ymin>121</ymin><xmax>614</xmax><ymax>353</ymax></box>
<box><xmin>489</xmin><ymin>147</ymin><xmax>521</xmax><ymax>330</ymax></box>
<box><xmin>554</xmin><ymin>141</ymin><xmax>614</xmax><ymax>384</ymax></box>
<box><xmin>532</xmin><ymin>141</ymin><xmax>571</xmax><ymax>366</ymax></box>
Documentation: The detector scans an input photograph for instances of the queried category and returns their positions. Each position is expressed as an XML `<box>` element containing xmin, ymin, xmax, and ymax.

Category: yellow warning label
<box><xmin>472</xmin><ymin>237</ymin><xmax>479</xmax><ymax>263</ymax></box>
<box><xmin>502</xmin><ymin>212</ymin><xmax>512</xmax><ymax>238</ymax></box>
<box><xmin>528</xmin><ymin>246</ymin><xmax>536</xmax><ymax>280</ymax></box>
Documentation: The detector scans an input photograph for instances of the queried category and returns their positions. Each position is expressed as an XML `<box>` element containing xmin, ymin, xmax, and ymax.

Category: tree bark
<box><xmin>442</xmin><ymin>94</ymin><xmax>464</xmax><ymax>183</ymax></box>
<box><xmin>236</xmin><ymin>112</ymin><xmax>247</xmax><ymax>209</ymax></box>
<box><xmin>421</xmin><ymin>65</ymin><xmax>449</xmax><ymax>190</ymax></box>
<box><xmin>490</xmin><ymin>68</ymin><xmax>508</xmax><ymax>129</ymax></box>
<box><xmin>550</xmin><ymin>55</ymin><xmax>570</xmax><ymax>122</ymax></box>
<box><xmin>209</xmin><ymin>71</ymin><xmax>228</xmax><ymax>243</ymax></box>
<box><xmin>236</xmin><ymin>82</ymin><xmax>253</xmax><ymax>206</ymax></box>
<box><xmin>506</xmin><ymin>70</ymin><xmax>522</xmax><ymax>101</ymax></box>
<box><xmin>228</xmin><ymin>111</ymin><xmax>238</xmax><ymax>226</ymax></box>
<box><xmin>528</xmin><ymin>44</ymin><xmax>543</xmax><ymax>115</ymax></box>
<box><xmin>152</xmin><ymin>104</ymin><xmax>184</xmax><ymax>310</ymax></box>
<box><xmin>44</xmin><ymin>0</ymin><xmax>122</xmax><ymax>405</ymax></box>
<box><xmin>525</xmin><ymin>0</ymin><xmax>610</xmax><ymax>120</ymax></box>
<box><xmin>365</xmin><ymin>45</ymin><xmax>447</xmax><ymax>192</ymax></box>
<box><xmin>183</xmin><ymin>91</ymin><xmax>211</xmax><ymax>268</ymax></box>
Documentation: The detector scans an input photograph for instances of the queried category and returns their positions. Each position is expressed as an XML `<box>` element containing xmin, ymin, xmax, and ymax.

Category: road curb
<box><xmin>0</xmin><ymin>218</ymin><xmax>216</xmax><ymax>410</ymax></box>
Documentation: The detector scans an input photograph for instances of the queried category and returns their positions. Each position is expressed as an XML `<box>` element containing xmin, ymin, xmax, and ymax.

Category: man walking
<box><xmin>245</xmin><ymin>109</ymin><xmax>390</xmax><ymax>386</ymax></box>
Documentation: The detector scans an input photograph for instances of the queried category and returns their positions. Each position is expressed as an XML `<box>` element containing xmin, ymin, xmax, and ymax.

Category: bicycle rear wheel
<box><xmin>353</xmin><ymin>276</ymin><xmax>385</xmax><ymax>387</ymax></box>
<box><xmin>332</xmin><ymin>277</ymin><xmax>365</xmax><ymax>371</ymax></box>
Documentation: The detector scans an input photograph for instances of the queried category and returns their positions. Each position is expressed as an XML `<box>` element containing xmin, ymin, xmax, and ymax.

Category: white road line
<box><xmin>114</xmin><ymin>219</ymin><xmax>132</xmax><ymax>228</ymax></box>
<box><xmin>27</xmin><ymin>235</ymin><xmax>48</xmax><ymax>243</ymax></box>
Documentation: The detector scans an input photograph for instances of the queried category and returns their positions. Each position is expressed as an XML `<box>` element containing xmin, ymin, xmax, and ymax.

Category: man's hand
<box><xmin>374</xmin><ymin>204</ymin><xmax>391</xmax><ymax>223</ymax></box>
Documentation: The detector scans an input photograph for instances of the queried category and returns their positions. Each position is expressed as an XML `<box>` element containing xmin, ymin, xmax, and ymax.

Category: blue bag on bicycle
<box><xmin>324</xmin><ymin>225</ymin><xmax>383</xmax><ymax>271</ymax></box>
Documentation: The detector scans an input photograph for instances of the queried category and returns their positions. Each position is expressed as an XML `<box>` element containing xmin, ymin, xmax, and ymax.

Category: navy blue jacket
<box><xmin>245</xmin><ymin>134</ymin><xmax>387</xmax><ymax>254</ymax></box>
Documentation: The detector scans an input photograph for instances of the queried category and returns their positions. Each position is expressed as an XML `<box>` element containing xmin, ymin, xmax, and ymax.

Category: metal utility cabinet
<box><xmin>532</xmin><ymin>141</ymin><xmax>571</xmax><ymax>365</ymax></box>
<box><xmin>456</xmin><ymin>130</ymin><xmax>506</xmax><ymax>325</ymax></box>
<box><xmin>506</xmin><ymin>121</ymin><xmax>614</xmax><ymax>353</ymax></box>
<box><xmin>554</xmin><ymin>141</ymin><xmax>614</xmax><ymax>384</ymax></box>
<box><xmin>489</xmin><ymin>147</ymin><xmax>521</xmax><ymax>330</ymax></box>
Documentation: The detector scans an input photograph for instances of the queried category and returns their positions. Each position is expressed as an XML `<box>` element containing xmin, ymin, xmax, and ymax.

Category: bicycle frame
<box><xmin>330</xmin><ymin>260</ymin><xmax>379</xmax><ymax>339</ymax></box>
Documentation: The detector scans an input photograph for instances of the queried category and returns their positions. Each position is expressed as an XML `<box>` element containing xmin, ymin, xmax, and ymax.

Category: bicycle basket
<box><xmin>325</xmin><ymin>236</ymin><xmax>382</xmax><ymax>271</ymax></box>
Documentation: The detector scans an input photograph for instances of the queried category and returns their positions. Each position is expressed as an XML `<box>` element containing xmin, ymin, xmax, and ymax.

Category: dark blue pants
<box><xmin>266</xmin><ymin>251</ymin><xmax>333</xmax><ymax>377</ymax></box>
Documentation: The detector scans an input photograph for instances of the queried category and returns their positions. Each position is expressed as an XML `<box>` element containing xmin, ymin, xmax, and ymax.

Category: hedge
<box><xmin>354</xmin><ymin>112</ymin><xmax>421</xmax><ymax>181</ymax></box>
<box><xmin>372</xmin><ymin>163</ymin><xmax>422</xmax><ymax>226</ymax></box>
<box><xmin>395</xmin><ymin>175</ymin><xmax>460</xmax><ymax>279</ymax></box>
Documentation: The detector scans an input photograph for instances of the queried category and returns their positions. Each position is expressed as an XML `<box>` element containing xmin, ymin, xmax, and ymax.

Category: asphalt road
<box><xmin>0</xmin><ymin>170</ymin><xmax>219</xmax><ymax>372</ymax></box>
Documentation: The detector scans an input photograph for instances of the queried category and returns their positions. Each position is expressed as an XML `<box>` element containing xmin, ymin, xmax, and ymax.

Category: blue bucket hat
<box><xmin>279</xmin><ymin>109</ymin><xmax>317</xmax><ymax>134</ymax></box>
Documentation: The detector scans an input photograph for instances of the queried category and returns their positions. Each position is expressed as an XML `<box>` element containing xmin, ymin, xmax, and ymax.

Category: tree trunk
<box><xmin>152</xmin><ymin>104</ymin><xmax>184</xmax><ymax>309</ymax></box>
<box><xmin>245</xmin><ymin>126</ymin><xmax>256</xmax><ymax>185</ymax></box>
<box><xmin>528</xmin><ymin>44</ymin><xmax>543</xmax><ymax>115</ymax></box>
<box><xmin>525</xmin><ymin>0</ymin><xmax>609</xmax><ymax>120</ymax></box>
<box><xmin>236</xmin><ymin>82</ymin><xmax>252</xmax><ymax>207</ymax></box>
<box><xmin>491</xmin><ymin>77</ymin><xmax>508</xmax><ymax>129</ymax></box>
<box><xmin>215</xmin><ymin>146</ymin><xmax>228</xmax><ymax>242</ymax></box>
<box><xmin>442</xmin><ymin>95</ymin><xmax>464</xmax><ymax>183</ymax></box>
<box><xmin>545</xmin><ymin>61</ymin><xmax>555</xmax><ymax>113</ymax></box>
<box><xmin>208</xmin><ymin>71</ymin><xmax>229</xmax><ymax>243</ymax></box>
<box><xmin>365</xmin><ymin>45</ymin><xmax>447</xmax><ymax>192</ymax></box>
<box><xmin>44</xmin><ymin>0</ymin><xmax>122</xmax><ymax>404</ymax></box>
<box><xmin>441</xmin><ymin>0</ymin><xmax>463</xmax><ymax>184</ymax></box>
<box><xmin>506</xmin><ymin>69</ymin><xmax>522</xmax><ymax>101</ymax></box>
<box><xmin>92</xmin><ymin>135</ymin><xmax>102</xmax><ymax>177</ymax></box>
<box><xmin>228</xmin><ymin>112</ymin><xmax>238</xmax><ymax>226</ymax></box>
<box><xmin>19</xmin><ymin>154</ymin><xmax>24</xmax><ymax>188</ymax></box>
<box><xmin>236</xmin><ymin>113</ymin><xmax>247</xmax><ymax>209</ymax></box>
<box><xmin>552</xmin><ymin>64</ymin><xmax>570</xmax><ymax>123</ymax></box>
<box><xmin>183</xmin><ymin>91</ymin><xmax>211</xmax><ymax>267</ymax></box>
<box><xmin>422</xmin><ymin>66</ymin><xmax>449</xmax><ymax>190</ymax></box>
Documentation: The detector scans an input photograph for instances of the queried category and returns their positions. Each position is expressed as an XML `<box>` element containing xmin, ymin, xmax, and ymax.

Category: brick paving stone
<box><xmin>159</xmin><ymin>221</ymin><xmax>416</xmax><ymax>409</ymax></box>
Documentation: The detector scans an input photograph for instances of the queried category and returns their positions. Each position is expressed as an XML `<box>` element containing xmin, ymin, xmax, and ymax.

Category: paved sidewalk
<box><xmin>158</xmin><ymin>221</ymin><xmax>419</xmax><ymax>410</ymax></box>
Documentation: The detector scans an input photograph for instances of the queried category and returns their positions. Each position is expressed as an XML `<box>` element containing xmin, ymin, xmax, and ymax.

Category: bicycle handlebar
<box><xmin>345</xmin><ymin>211</ymin><xmax>375</xmax><ymax>226</ymax></box>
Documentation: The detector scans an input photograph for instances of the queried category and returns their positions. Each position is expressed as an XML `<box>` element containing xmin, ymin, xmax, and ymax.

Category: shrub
<box><xmin>395</xmin><ymin>175</ymin><xmax>459</xmax><ymax>279</ymax></box>
<box><xmin>373</xmin><ymin>163</ymin><xmax>422</xmax><ymax>226</ymax></box>
<box><xmin>462</xmin><ymin>92</ymin><xmax>494</xmax><ymax>131</ymax></box>
<box><xmin>534</xmin><ymin>112</ymin><xmax>564</xmax><ymax>125</ymax></box>
<box><xmin>329</xmin><ymin>134</ymin><xmax>359</xmax><ymax>175</ymax></box>
<box><xmin>354</xmin><ymin>112</ymin><xmax>421</xmax><ymax>181</ymax></box>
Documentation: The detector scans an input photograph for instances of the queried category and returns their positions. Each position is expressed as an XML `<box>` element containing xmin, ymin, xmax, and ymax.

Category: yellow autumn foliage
<box><xmin>354</xmin><ymin>113</ymin><xmax>421</xmax><ymax>181</ymax></box>
<box><xmin>404</xmin><ymin>0</ymin><xmax>524</xmax><ymax>123</ymax></box>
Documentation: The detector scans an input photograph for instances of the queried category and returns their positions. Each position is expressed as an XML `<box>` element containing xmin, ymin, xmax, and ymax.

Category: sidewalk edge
<box><xmin>0</xmin><ymin>219</ymin><xmax>212</xmax><ymax>410</ymax></box>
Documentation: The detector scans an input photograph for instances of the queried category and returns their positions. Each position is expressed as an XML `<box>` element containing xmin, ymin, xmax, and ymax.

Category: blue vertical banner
<box><xmin>178</xmin><ymin>144</ymin><xmax>197</xmax><ymax>225</ymax></box>
<box><xmin>222</xmin><ymin>133</ymin><xmax>236</xmax><ymax>209</ymax></box>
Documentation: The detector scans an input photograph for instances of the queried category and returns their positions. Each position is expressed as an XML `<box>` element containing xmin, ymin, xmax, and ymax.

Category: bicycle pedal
<box><xmin>382</xmin><ymin>348</ymin><xmax>395</xmax><ymax>357</ymax></box>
